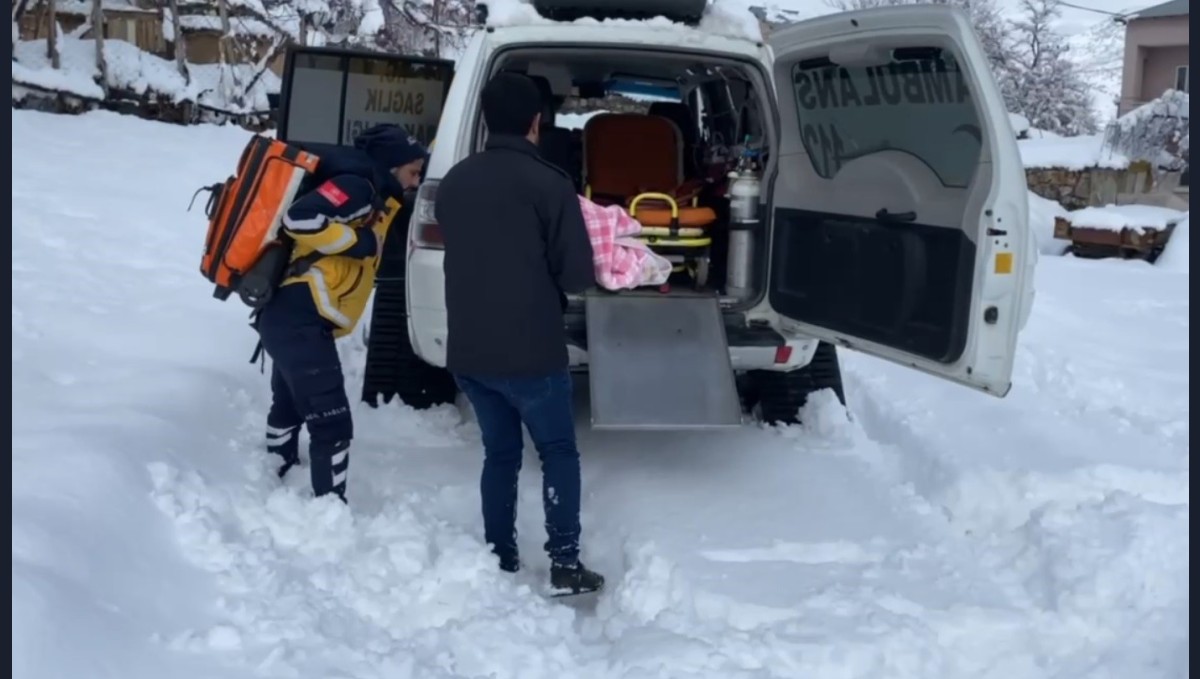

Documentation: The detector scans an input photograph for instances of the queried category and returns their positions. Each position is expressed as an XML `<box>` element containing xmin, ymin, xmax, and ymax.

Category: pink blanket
<box><xmin>578</xmin><ymin>196</ymin><xmax>673</xmax><ymax>290</ymax></box>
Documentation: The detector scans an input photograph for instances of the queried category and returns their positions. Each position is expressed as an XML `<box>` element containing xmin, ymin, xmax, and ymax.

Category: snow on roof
<box><xmin>1128</xmin><ymin>0</ymin><xmax>1189</xmax><ymax>20</ymax></box>
<box><xmin>179</xmin><ymin>13</ymin><xmax>279</xmax><ymax>38</ymax></box>
<box><xmin>12</xmin><ymin>38</ymin><xmax>280</xmax><ymax>113</ymax></box>
<box><xmin>42</xmin><ymin>0</ymin><xmax>157</xmax><ymax>15</ymax></box>
<box><xmin>1019</xmin><ymin>134</ymin><xmax>1130</xmax><ymax>171</ymax></box>
<box><xmin>12</xmin><ymin>57</ymin><xmax>105</xmax><ymax>101</ymax></box>
<box><xmin>1067</xmin><ymin>203</ymin><xmax>1186</xmax><ymax>233</ymax></box>
<box><xmin>483</xmin><ymin>0</ymin><xmax>764</xmax><ymax>43</ymax></box>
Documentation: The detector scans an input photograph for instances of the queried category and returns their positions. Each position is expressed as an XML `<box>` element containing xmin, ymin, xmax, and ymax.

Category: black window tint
<box><xmin>791</xmin><ymin>49</ymin><xmax>982</xmax><ymax>188</ymax></box>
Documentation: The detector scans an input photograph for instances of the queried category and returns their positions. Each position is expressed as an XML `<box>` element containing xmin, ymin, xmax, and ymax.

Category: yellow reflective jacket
<box><xmin>281</xmin><ymin>196</ymin><xmax>402</xmax><ymax>338</ymax></box>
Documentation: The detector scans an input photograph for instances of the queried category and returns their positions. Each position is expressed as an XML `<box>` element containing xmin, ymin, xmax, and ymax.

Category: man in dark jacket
<box><xmin>258</xmin><ymin>124</ymin><xmax>426</xmax><ymax>503</ymax></box>
<box><xmin>434</xmin><ymin>73</ymin><xmax>602</xmax><ymax>595</ymax></box>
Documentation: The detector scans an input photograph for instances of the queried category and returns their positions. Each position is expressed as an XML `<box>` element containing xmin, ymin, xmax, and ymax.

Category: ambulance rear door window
<box><xmin>790</xmin><ymin>47</ymin><xmax>983</xmax><ymax>188</ymax></box>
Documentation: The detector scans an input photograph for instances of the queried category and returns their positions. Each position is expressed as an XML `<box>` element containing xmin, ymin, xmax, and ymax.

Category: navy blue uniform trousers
<box><xmin>257</xmin><ymin>284</ymin><xmax>353</xmax><ymax>500</ymax></box>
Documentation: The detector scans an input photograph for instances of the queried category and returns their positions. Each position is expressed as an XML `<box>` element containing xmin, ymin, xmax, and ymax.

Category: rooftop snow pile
<box><xmin>748</xmin><ymin>1</ymin><xmax>833</xmax><ymax>27</ymax></box>
<box><xmin>1066</xmin><ymin>203</ymin><xmax>1186</xmax><ymax>234</ymax></box>
<box><xmin>483</xmin><ymin>0</ymin><xmax>764</xmax><ymax>42</ymax></box>
<box><xmin>1019</xmin><ymin>133</ymin><xmax>1130</xmax><ymax>170</ymax></box>
<box><xmin>12</xmin><ymin>38</ymin><xmax>280</xmax><ymax>114</ymax></box>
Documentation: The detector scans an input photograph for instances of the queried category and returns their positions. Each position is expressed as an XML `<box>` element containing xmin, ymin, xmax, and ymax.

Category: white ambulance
<box><xmin>275</xmin><ymin>0</ymin><xmax>1035</xmax><ymax>429</ymax></box>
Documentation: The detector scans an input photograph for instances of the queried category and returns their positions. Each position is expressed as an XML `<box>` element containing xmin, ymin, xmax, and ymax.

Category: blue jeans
<box><xmin>453</xmin><ymin>370</ymin><xmax>581</xmax><ymax>569</ymax></box>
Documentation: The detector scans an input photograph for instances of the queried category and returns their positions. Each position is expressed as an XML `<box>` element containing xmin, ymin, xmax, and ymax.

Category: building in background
<box><xmin>1118</xmin><ymin>0</ymin><xmax>1189</xmax><ymax>116</ymax></box>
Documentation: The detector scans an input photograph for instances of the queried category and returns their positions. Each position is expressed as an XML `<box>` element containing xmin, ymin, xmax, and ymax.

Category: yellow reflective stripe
<box><xmin>296</xmin><ymin>269</ymin><xmax>352</xmax><ymax>327</ymax></box>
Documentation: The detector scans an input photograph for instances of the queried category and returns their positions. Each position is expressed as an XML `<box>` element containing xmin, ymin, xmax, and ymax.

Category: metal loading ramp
<box><xmin>584</xmin><ymin>292</ymin><xmax>744</xmax><ymax>430</ymax></box>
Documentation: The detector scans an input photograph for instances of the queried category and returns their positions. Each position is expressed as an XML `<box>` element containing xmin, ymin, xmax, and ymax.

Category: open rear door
<box><xmin>276</xmin><ymin>45</ymin><xmax>453</xmax><ymax>150</ymax></box>
<box><xmin>765</xmin><ymin>6</ymin><xmax>1034</xmax><ymax>397</ymax></box>
<box><xmin>275</xmin><ymin>46</ymin><xmax>455</xmax><ymax>406</ymax></box>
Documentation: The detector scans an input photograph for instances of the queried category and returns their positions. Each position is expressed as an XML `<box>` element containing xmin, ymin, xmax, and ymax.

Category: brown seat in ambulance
<box><xmin>581</xmin><ymin>113</ymin><xmax>716</xmax><ymax>232</ymax></box>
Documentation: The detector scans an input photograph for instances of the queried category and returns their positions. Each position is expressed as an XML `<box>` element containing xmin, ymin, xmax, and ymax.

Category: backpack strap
<box><xmin>248</xmin><ymin>309</ymin><xmax>267</xmax><ymax>373</ymax></box>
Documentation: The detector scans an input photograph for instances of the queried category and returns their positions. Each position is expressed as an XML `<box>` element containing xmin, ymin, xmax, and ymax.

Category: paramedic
<box><xmin>434</xmin><ymin>73</ymin><xmax>603</xmax><ymax>595</ymax></box>
<box><xmin>257</xmin><ymin>124</ymin><xmax>427</xmax><ymax>502</ymax></box>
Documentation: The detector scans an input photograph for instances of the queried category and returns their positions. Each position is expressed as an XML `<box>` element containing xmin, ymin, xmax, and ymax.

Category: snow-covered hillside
<box><xmin>11</xmin><ymin>110</ymin><xmax>1190</xmax><ymax>679</ymax></box>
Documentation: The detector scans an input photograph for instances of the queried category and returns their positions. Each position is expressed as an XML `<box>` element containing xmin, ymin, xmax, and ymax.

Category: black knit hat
<box><xmin>481</xmin><ymin>73</ymin><xmax>542</xmax><ymax>136</ymax></box>
<box><xmin>353</xmin><ymin>124</ymin><xmax>427</xmax><ymax>170</ymax></box>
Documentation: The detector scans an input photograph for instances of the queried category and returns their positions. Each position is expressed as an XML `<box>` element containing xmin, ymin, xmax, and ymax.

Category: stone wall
<box><xmin>1025</xmin><ymin>161</ymin><xmax>1157</xmax><ymax>210</ymax></box>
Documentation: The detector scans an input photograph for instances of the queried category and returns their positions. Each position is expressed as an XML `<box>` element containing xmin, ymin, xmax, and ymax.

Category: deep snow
<box><xmin>11</xmin><ymin>110</ymin><xmax>1191</xmax><ymax>679</ymax></box>
<box><xmin>1156</xmin><ymin>215</ymin><xmax>1189</xmax><ymax>273</ymax></box>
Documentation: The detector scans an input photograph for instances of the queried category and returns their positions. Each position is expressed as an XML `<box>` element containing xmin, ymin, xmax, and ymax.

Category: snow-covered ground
<box><xmin>12</xmin><ymin>110</ymin><xmax>1190</xmax><ymax>679</ymax></box>
<box><xmin>1156</xmin><ymin>215</ymin><xmax>1189</xmax><ymax>273</ymax></box>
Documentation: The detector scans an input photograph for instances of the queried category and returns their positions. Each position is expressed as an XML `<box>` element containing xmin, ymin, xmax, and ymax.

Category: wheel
<box><xmin>361</xmin><ymin>279</ymin><xmax>458</xmax><ymax>410</ymax></box>
<box><xmin>745</xmin><ymin>342</ymin><xmax>846</xmax><ymax>426</ymax></box>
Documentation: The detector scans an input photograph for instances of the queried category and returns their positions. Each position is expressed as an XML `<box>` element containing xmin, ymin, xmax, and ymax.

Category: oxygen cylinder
<box><xmin>725</xmin><ymin>160</ymin><xmax>760</xmax><ymax>300</ymax></box>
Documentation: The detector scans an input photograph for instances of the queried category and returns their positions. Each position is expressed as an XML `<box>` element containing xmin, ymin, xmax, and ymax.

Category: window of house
<box><xmin>1175</xmin><ymin>65</ymin><xmax>1189</xmax><ymax>93</ymax></box>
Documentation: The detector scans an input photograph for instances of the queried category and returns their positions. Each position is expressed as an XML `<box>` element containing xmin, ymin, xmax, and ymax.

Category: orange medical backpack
<box><xmin>193</xmin><ymin>134</ymin><xmax>321</xmax><ymax>306</ymax></box>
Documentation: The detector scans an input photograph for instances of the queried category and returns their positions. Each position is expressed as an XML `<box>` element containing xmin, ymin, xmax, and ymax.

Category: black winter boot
<box><xmin>549</xmin><ymin>561</ymin><xmax>605</xmax><ymax>596</ymax></box>
<box><xmin>310</xmin><ymin>439</ymin><xmax>350</xmax><ymax>503</ymax></box>
<box><xmin>266</xmin><ymin>424</ymin><xmax>301</xmax><ymax>479</ymax></box>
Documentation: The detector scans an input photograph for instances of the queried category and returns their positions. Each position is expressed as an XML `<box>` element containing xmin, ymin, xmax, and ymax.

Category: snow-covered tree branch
<box><xmin>825</xmin><ymin>0</ymin><xmax>1102</xmax><ymax>136</ymax></box>
<box><xmin>997</xmin><ymin>0</ymin><xmax>1098</xmax><ymax>136</ymax></box>
<box><xmin>1103</xmin><ymin>90</ymin><xmax>1190</xmax><ymax>170</ymax></box>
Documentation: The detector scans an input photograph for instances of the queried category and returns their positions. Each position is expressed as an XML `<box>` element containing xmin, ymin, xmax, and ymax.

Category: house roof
<box><xmin>1129</xmin><ymin>0</ymin><xmax>1189</xmax><ymax>20</ymax></box>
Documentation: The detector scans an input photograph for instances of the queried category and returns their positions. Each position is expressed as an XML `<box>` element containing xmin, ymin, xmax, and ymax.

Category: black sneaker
<box><xmin>549</xmin><ymin>561</ymin><xmax>605</xmax><ymax>596</ymax></box>
<box><xmin>498</xmin><ymin>556</ymin><xmax>520</xmax><ymax>573</ymax></box>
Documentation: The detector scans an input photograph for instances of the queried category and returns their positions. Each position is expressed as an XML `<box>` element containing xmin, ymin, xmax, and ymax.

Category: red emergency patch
<box><xmin>317</xmin><ymin>180</ymin><xmax>350</xmax><ymax>207</ymax></box>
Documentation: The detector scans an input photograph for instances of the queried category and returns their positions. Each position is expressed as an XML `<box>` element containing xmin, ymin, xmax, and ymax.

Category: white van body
<box><xmin>277</xmin><ymin>1</ymin><xmax>1036</xmax><ymax>428</ymax></box>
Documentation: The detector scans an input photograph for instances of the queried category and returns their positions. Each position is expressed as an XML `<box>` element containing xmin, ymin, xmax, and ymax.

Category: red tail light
<box><xmin>774</xmin><ymin>345</ymin><xmax>793</xmax><ymax>364</ymax></box>
<box><xmin>410</xmin><ymin>179</ymin><xmax>444</xmax><ymax>249</ymax></box>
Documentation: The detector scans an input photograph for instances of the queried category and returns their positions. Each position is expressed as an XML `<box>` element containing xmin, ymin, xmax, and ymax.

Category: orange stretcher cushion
<box><xmin>632</xmin><ymin>205</ymin><xmax>718</xmax><ymax>229</ymax></box>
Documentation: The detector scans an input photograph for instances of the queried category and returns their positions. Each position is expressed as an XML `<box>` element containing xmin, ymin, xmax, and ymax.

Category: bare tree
<box><xmin>215</xmin><ymin>0</ymin><xmax>244</xmax><ymax>107</ymax></box>
<box><xmin>46</xmin><ymin>0</ymin><xmax>59</xmax><ymax>68</ymax></box>
<box><xmin>999</xmin><ymin>0</ymin><xmax>1098</xmax><ymax>135</ymax></box>
<box><xmin>398</xmin><ymin>0</ymin><xmax>474</xmax><ymax>57</ymax></box>
<box><xmin>163</xmin><ymin>0</ymin><xmax>190</xmax><ymax>83</ymax></box>
<box><xmin>91</xmin><ymin>0</ymin><xmax>108</xmax><ymax>95</ymax></box>
<box><xmin>13</xmin><ymin>0</ymin><xmax>32</xmax><ymax>56</ymax></box>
